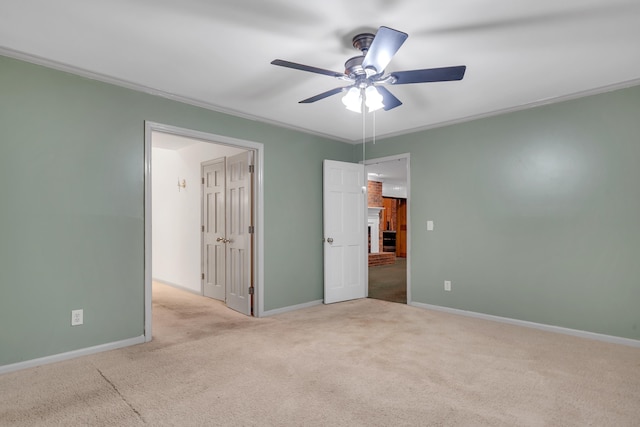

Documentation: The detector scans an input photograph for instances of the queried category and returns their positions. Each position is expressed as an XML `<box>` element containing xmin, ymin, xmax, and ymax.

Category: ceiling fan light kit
<box><xmin>271</xmin><ymin>26</ymin><xmax>467</xmax><ymax>113</ymax></box>
<box><xmin>341</xmin><ymin>85</ymin><xmax>386</xmax><ymax>114</ymax></box>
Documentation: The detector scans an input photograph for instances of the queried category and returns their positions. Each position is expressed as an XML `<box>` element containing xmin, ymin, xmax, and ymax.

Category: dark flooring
<box><xmin>368</xmin><ymin>257</ymin><xmax>407</xmax><ymax>304</ymax></box>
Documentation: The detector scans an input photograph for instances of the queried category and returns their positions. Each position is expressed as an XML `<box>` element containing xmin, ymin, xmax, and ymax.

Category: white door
<box><xmin>225</xmin><ymin>151</ymin><xmax>254</xmax><ymax>315</ymax></box>
<box><xmin>202</xmin><ymin>159</ymin><xmax>226</xmax><ymax>301</ymax></box>
<box><xmin>323</xmin><ymin>160</ymin><xmax>366</xmax><ymax>304</ymax></box>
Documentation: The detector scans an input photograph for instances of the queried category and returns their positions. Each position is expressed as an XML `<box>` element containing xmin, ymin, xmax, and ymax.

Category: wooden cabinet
<box><xmin>382</xmin><ymin>198</ymin><xmax>396</xmax><ymax>231</ymax></box>
<box><xmin>396</xmin><ymin>199</ymin><xmax>407</xmax><ymax>257</ymax></box>
<box><xmin>381</xmin><ymin>197</ymin><xmax>407</xmax><ymax>257</ymax></box>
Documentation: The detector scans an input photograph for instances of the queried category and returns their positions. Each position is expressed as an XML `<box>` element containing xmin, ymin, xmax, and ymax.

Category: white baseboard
<box><xmin>262</xmin><ymin>299</ymin><xmax>323</xmax><ymax>317</ymax></box>
<box><xmin>0</xmin><ymin>335</ymin><xmax>146</xmax><ymax>375</ymax></box>
<box><xmin>410</xmin><ymin>302</ymin><xmax>640</xmax><ymax>348</ymax></box>
<box><xmin>153</xmin><ymin>278</ymin><xmax>201</xmax><ymax>295</ymax></box>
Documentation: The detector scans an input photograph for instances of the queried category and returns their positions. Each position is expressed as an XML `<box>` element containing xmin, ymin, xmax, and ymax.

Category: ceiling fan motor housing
<box><xmin>351</xmin><ymin>32</ymin><xmax>386</xmax><ymax>78</ymax></box>
<box><xmin>344</xmin><ymin>56</ymin><xmax>365</xmax><ymax>79</ymax></box>
<box><xmin>352</xmin><ymin>33</ymin><xmax>375</xmax><ymax>53</ymax></box>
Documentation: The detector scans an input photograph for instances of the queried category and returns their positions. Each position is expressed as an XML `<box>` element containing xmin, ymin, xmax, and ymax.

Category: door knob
<box><xmin>327</xmin><ymin>237</ymin><xmax>334</xmax><ymax>243</ymax></box>
<box><xmin>216</xmin><ymin>237</ymin><xmax>225</xmax><ymax>242</ymax></box>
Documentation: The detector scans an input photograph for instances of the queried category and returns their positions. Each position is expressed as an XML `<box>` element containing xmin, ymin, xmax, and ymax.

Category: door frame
<box><xmin>144</xmin><ymin>121</ymin><xmax>265</xmax><ymax>341</ymax></box>
<box><xmin>362</xmin><ymin>153</ymin><xmax>411</xmax><ymax>304</ymax></box>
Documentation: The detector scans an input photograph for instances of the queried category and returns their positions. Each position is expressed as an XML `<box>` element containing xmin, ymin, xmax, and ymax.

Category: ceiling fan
<box><xmin>271</xmin><ymin>26</ymin><xmax>466</xmax><ymax>113</ymax></box>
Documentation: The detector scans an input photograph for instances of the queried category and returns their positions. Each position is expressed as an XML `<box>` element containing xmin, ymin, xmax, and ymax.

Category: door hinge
<box><xmin>248</xmin><ymin>286</ymin><xmax>255</xmax><ymax>295</ymax></box>
<box><xmin>201</xmin><ymin>273</ymin><xmax>205</xmax><ymax>280</ymax></box>
<box><xmin>249</xmin><ymin>164</ymin><xmax>254</xmax><ymax>173</ymax></box>
<box><xmin>202</xmin><ymin>177</ymin><xmax>205</xmax><ymax>184</ymax></box>
<box><xmin>248</xmin><ymin>225</ymin><xmax>254</xmax><ymax>234</ymax></box>
<box><xmin>201</xmin><ymin>225</ymin><xmax>205</xmax><ymax>232</ymax></box>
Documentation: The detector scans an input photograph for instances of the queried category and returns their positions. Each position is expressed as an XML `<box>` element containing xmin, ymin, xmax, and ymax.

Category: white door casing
<box><xmin>202</xmin><ymin>158</ymin><xmax>226</xmax><ymax>301</ymax></box>
<box><xmin>323</xmin><ymin>159</ymin><xmax>366</xmax><ymax>304</ymax></box>
<box><xmin>225</xmin><ymin>151</ymin><xmax>254</xmax><ymax>315</ymax></box>
<box><xmin>364</xmin><ymin>153</ymin><xmax>411</xmax><ymax>304</ymax></box>
<box><xmin>145</xmin><ymin>121</ymin><xmax>265</xmax><ymax>341</ymax></box>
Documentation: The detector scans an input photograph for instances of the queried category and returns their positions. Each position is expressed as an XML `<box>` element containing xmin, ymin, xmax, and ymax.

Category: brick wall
<box><xmin>368</xmin><ymin>252</ymin><xmax>396</xmax><ymax>266</ymax></box>
<box><xmin>367</xmin><ymin>181</ymin><xmax>383</xmax><ymax>207</ymax></box>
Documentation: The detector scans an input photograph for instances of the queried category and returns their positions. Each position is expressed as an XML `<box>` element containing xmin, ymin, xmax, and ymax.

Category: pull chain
<box><xmin>362</xmin><ymin>91</ymin><xmax>366</xmax><ymax>192</ymax></box>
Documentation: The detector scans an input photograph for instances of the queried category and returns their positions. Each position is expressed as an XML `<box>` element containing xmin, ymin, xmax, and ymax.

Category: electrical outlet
<box><xmin>444</xmin><ymin>281</ymin><xmax>452</xmax><ymax>291</ymax></box>
<box><xmin>71</xmin><ymin>309</ymin><xmax>83</xmax><ymax>326</ymax></box>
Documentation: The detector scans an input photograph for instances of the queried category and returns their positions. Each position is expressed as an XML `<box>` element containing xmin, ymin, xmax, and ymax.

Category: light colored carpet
<box><xmin>1</xmin><ymin>282</ymin><xmax>639</xmax><ymax>426</ymax></box>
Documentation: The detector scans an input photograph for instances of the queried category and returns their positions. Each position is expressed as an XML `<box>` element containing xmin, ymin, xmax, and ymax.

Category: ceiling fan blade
<box><xmin>376</xmin><ymin>86</ymin><xmax>403</xmax><ymax>111</ymax></box>
<box><xmin>390</xmin><ymin>66</ymin><xmax>466</xmax><ymax>85</ymax></box>
<box><xmin>362</xmin><ymin>26</ymin><xmax>408</xmax><ymax>74</ymax></box>
<box><xmin>271</xmin><ymin>59</ymin><xmax>347</xmax><ymax>79</ymax></box>
<box><xmin>299</xmin><ymin>87</ymin><xmax>345</xmax><ymax>104</ymax></box>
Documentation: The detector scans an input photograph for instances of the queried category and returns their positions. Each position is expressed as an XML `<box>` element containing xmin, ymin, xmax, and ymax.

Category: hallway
<box><xmin>368</xmin><ymin>257</ymin><xmax>407</xmax><ymax>304</ymax></box>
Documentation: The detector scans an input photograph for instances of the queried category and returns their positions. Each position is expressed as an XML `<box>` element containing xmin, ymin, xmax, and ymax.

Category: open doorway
<box><xmin>364</xmin><ymin>154</ymin><xmax>410</xmax><ymax>304</ymax></box>
<box><xmin>144</xmin><ymin>122</ymin><xmax>264</xmax><ymax>341</ymax></box>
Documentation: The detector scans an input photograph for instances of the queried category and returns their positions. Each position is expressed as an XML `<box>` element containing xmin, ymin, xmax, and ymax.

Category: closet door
<box><xmin>202</xmin><ymin>158</ymin><xmax>226</xmax><ymax>301</ymax></box>
<box><xmin>225</xmin><ymin>151</ymin><xmax>253</xmax><ymax>315</ymax></box>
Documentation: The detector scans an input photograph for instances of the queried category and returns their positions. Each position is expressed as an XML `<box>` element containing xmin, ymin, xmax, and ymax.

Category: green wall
<box><xmin>363</xmin><ymin>85</ymin><xmax>640</xmax><ymax>340</ymax></box>
<box><xmin>0</xmin><ymin>55</ymin><xmax>353</xmax><ymax>366</ymax></box>
<box><xmin>2</xmin><ymin>53</ymin><xmax>637</xmax><ymax>368</ymax></box>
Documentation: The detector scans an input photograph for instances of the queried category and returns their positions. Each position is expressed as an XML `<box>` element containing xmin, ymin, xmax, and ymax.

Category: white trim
<box><xmin>4</xmin><ymin>47</ymin><xmax>639</xmax><ymax>145</ymax></box>
<box><xmin>0</xmin><ymin>336</ymin><xmax>145</xmax><ymax>375</ymax></box>
<box><xmin>262</xmin><ymin>300</ymin><xmax>323</xmax><ymax>317</ymax></box>
<box><xmin>144</xmin><ymin>121</ymin><xmax>265</xmax><ymax>336</ymax></box>
<box><xmin>363</xmin><ymin>153</ymin><xmax>411</xmax><ymax>304</ymax></box>
<box><xmin>367</xmin><ymin>207</ymin><xmax>383</xmax><ymax>253</ymax></box>
<box><xmin>410</xmin><ymin>302</ymin><xmax>640</xmax><ymax>348</ymax></box>
<box><xmin>144</xmin><ymin>123</ymin><xmax>153</xmax><ymax>341</ymax></box>
<box><xmin>364</xmin><ymin>79</ymin><xmax>640</xmax><ymax>143</ymax></box>
<box><xmin>0</xmin><ymin>47</ymin><xmax>351</xmax><ymax>144</ymax></box>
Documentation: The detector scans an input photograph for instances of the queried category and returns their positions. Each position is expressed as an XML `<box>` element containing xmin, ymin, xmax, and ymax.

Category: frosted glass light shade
<box><xmin>365</xmin><ymin>86</ymin><xmax>384</xmax><ymax>112</ymax></box>
<box><xmin>342</xmin><ymin>87</ymin><xmax>362</xmax><ymax>113</ymax></box>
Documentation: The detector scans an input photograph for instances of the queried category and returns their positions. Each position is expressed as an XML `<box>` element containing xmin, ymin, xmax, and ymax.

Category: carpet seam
<box><xmin>96</xmin><ymin>368</ymin><xmax>146</xmax><ymax>424</ymax></box>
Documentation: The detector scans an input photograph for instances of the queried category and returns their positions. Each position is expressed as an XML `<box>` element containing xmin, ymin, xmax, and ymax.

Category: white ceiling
<box><xmin>367</xmin><ymin>158</ymin><xmax>407</xmax><ymax>184</ymax></box>
<box><xmin>2</xmin><ymin>0</ymin><xmax>639</xmax><ymax>143</ymax></box>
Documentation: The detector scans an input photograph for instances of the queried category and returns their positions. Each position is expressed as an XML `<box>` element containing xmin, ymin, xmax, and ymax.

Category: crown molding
<box><xmin>0</xmin><ymin>46</ymin><xmax>351</xmax><ymax>144</ymax></box>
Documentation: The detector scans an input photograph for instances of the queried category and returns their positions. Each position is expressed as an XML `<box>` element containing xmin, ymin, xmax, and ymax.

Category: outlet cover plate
<box><xmin>444</xmin><ymin>281</ymin><xmax>452</xmax><ymax>291</ymax></box>
<box><xmin>71</xmin><ymin>309</ymin><xmax>83</xmax><ymax>326</ymax></box>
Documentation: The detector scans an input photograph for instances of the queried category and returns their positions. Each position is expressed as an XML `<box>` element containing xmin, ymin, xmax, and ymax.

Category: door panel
<box><xmin>323</xmin><ymin>160</ymin><xmax>366</xmax><ymax>304</ymax></box>
<box><xmin>202</xmin><ymin>159</ymin><xmax>226</xmax><ymax>300</ymax></box>
<box><xmin>225</xmin><ymin>151</ymin><xmax>253</xmax><ymax>315</ymax></box>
